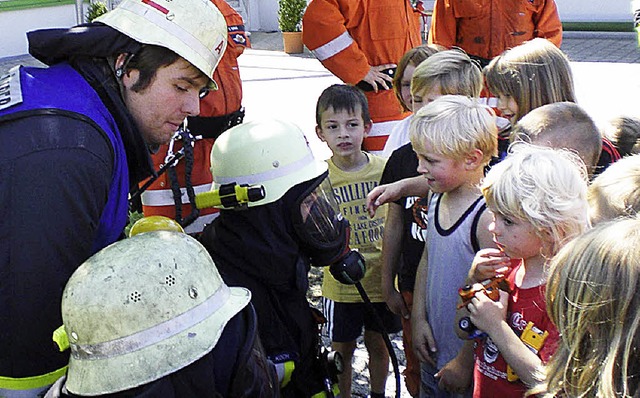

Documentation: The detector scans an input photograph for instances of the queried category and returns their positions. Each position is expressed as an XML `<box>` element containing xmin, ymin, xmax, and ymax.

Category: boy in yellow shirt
<box><xmin>316</xmin><ymin>84</ymin><xmax>401</xmax><ymax>398</ymax></box>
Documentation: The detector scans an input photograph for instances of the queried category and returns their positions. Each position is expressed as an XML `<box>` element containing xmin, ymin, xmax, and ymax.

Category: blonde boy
<box><xmin>410</xmin><ymin>49</ymin><xmax>483</xmax><ymax>111</ymax></box>
<box><xmin>315</xmin><ymin>84</ymin><xmax>401</xmax><ymax>398</ymax></box>
<box><xmin>409</xmin><ymin>95</ymin><xmax>497</xmax><ymax>397</ymax></box>
<box><xmin>380</xmin><ymin>48</ymin><xmax>483</xmax><ymax>397</ymax></box>
<box><xmin>588</xmin><ymin>154</ymin><xmax>640</xmax><ymax>224</ymax></box>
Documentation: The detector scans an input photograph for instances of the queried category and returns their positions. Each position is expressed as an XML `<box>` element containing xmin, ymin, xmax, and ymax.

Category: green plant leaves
<box><xmin>278</xmin><ymin>0</ymin><xmax>307</xmax><ymax>32</ymax></box>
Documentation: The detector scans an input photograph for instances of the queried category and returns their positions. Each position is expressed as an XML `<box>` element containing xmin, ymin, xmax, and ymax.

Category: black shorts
<box><xmin>322</xmin><ymin>297</ymin><xmax>402</xmax><ymax>342</ymax></box>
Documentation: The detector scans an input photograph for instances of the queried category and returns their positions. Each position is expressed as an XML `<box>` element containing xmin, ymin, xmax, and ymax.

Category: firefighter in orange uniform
<box><xmin>139</xmin><ymin>0</ymin><xmax>249</xmax><ymax>234</ymax></box>
<box><xmin>428</xmin><ymin>0</ymin><xmax>562</xmax><ymax>67</ymax></box>
<box><xmin>302</xmin><ymin>0</ymin><xmax>422</xmax><ymax>156</ymax></box>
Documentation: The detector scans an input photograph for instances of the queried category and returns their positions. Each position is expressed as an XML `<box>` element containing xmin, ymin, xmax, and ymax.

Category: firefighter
<box><xmin>0</xmin><ymin>0</ymin><xmax>228</xmax><ymax>395</ymax></box>
<box><xmin>138</xmin><ymin>0</ymin><xmax>251</xmax><ymax>235</ymax></box>
<box><xmin>45</xmin><ymin>231</ymin><xmax>279</xmax><ymax>397</ymax></box>
<box><xmin>199</xmin><ymin>119</ymin><xmax>365</xmax><ymax>397</ymax></box>
<box><xmin>428</xmin><ymin>0</ymin><xmax>562</xmax><ymax>68</ymax></box>
<box><xmin>302</xmin><ymin>0</ymin><xmax>423</xmax><ymax>155</ymax></box>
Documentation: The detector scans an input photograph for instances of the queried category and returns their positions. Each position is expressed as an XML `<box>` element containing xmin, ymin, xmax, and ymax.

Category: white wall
<box><xmin>555</xmin><ymin>0</ymin><xmax>631</xmax><ymax>23</ymax></box>
<box><xmin>246</xmin><ymin>0</ymin><xmax>279</xmax><ymax>31</ymax></box>
<box><xmin>1</xmin><ymin>5</ymin><xmax>78</xmax><ymax>58</ymax></box>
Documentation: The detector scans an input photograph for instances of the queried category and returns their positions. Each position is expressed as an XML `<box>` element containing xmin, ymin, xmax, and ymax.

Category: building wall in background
<box><xmin>557</xmin><ymin>0</ymin><xmax>630</xmax><ymax>22</ymax></box>
<box><xmin>1</xmin><ymin>4</ymin><xmax>76</xmax><ymax>58</ymax></box>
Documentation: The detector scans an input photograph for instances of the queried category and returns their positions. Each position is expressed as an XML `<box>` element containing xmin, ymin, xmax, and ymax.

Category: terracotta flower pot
<box><xmin>282</xmin><ymin>31</ymin><xmax>304</xmax><ymax>54</ymax></box>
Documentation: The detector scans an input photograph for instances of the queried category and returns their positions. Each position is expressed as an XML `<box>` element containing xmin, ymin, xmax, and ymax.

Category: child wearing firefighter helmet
<box><xmin>199</xmin><ymin>118</ymin><xmax>366</xmax><ymax>397</ymax></box>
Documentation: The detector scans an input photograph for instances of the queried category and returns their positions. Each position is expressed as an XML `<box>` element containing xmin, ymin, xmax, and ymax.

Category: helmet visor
<box><xmin>296</xmin><ymin>176</ymin><xmax>343</xmax><ymax>245</ymax></box>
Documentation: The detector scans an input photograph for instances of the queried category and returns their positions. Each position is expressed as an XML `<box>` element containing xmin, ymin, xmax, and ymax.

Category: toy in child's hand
<box><xmin>457</xmin><ymin>274</ymin><xmax>510</xmax><ymax>309</ymax></box>
<box><xmin>457</xmin><ymin>275</ymin><xmax>511</xmax><ymax>339</ymax></box>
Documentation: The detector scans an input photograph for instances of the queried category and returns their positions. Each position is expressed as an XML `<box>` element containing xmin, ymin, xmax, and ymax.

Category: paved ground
<box><xmin>247</xmin><ymin>30</ymin><xmax>640</xmax><ymax>63</ymax></box>
<box><xmin>2</xmin><ymin>30</ymin><xmax>639</xmax><ymax>72</ymax></box>
<box><xmin>1</xmin><ymin>30</ymin><xmax>638</xmax><ymax>398</ymax></box>
<box><xmin>561</xmin><ymin>31</ymin><xmax>640</xmax><ymax>63</ymax></box>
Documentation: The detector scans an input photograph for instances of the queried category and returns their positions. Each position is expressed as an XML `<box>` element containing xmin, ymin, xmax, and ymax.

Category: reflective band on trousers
<box><xmin>311</xmin><ymin>31</ymin><xmax>354</xmax><ymax>61</ymax></box>
<box><xmin>140</xmin><ymin>183</ymin><xmax>213</xmax><ymax>206</ymax></box>
<box><xmin>273</xmin><ymin>361</ymin><xmax>295</xmax><ymax>388</ymax></box>
<box><xmin>120</xmin><ymin>1</ymin><xmax>215</xmax><ymax>70</ymax></box>
<box><xmin>310</xmin><ymin>383</ymin><xmax>340</xmax><ymax>398</ymax></box>
<box><xmin>215</xmin><ymin>151</ymin><xmax>316</xmax><ymax>186</ymax></box>
<box><xmin>0</xmin><ymin>366</ymin><xmax>67</xmax><ymax>396</ymax></box>
<box><xmin>70</xmin><ymin>286</ymin><xmax>230</xmax><ymax>360</ymax></box>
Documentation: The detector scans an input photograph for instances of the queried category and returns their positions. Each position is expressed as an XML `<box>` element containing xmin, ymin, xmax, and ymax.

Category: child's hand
<box><xmin>467</xmin><ymin>289</ymin><xmax>509</xmax><ymax>336</ymax></box>
<box><xmin>366</xmin><ymin>182</ymin><xmax>401</xmax><ymax>217</ymax></box>
<box><xmin>468</xmin><ymin>248</ymin><xmax>512</xmax><ymax>283</ymax></box>
<box><xmin>435</xmin><ymin>352</ymin><xmax>473</xmax><ymax>394</ymax></box>
<box><xmin>412</xmin><ymin>316</ymin><xmax>437</xmax><ymax>367</ymax></box>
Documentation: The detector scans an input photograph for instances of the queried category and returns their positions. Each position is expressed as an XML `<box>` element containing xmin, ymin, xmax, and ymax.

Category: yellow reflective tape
<box><xmin>281</xmin><ymin>361</ymin><xmax>295</xmax><ymax>388</ymax></box>
<box><xmin>310</xmin><ymin>383</ymin><xmax>340</xmax><ymax>398</ymax></box>
<box><xmin>0</xmin><ymin>366</ymin><xmax>67</xmax><ymax>390</ymax></box>
<box><xmin>52</xmin><ymin>325</ymin><xmax>69</xmax><ymax>352</ymax></box>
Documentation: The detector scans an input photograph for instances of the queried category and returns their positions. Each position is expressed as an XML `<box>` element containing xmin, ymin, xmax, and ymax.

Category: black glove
<box><xmin>329</xmin><ymin>250</ymin><xmax>366</xmax><ymax>285</ymax></box>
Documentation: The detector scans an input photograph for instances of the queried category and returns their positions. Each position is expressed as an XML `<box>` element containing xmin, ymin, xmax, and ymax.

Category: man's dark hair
<box><xmin>126</xmin><ymin>45</ymin><xmax>181</xmax><ymax>92</ymax></box>
<box><xmin>315</xmin><ymin>84</ymin><xmax>371</xmax><ymax>125</ymax></box>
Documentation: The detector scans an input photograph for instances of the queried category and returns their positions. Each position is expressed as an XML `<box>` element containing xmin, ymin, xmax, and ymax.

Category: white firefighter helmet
<box><xmin>95</xmin><ymin>0</ymin><xmax>227</xmax><ymax>79</ymax></box>
<box><xmin>209</xmin><ymin>118</ymin><xmax>328</xmax><ymax>207</ymax></box>
<box><xmin>61</xmin><ymin>231</ymin><xmax>251</xmax><ymax>396</ymax></box>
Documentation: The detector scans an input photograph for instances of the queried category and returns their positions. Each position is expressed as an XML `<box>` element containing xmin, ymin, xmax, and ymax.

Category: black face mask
<box><xmin>292</xmin><ymin>173</ymin><xmax>365</xmax><ymax>285</ymax></box>
<box><xmin>292</xmin><ymin>173</ymin><xmax>350</xmax><ymax>267</ymax></box>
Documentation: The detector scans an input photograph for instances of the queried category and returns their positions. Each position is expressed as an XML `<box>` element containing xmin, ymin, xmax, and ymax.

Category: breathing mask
<box><xmin>293</xmin><ymin>172</ymin><xmax>365</xmax><ymax>284</ymax></box>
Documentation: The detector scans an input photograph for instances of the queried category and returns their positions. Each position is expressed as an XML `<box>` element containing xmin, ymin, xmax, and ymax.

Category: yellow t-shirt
<box><xmin>321</xmin><ymin>153</ymin><xmax>387</xmax><ymax>303</ymax></box>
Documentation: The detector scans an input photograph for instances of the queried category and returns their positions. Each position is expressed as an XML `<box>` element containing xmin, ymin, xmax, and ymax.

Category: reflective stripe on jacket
<box><xmin>141</xmin><ymin>138</ymin><xmax>219</xmax><ymax>234</ymax></box>
<box><xmin>302</xmin><ymin>0</ymin><xmax>421</xmax><ymax>150</ymax></box>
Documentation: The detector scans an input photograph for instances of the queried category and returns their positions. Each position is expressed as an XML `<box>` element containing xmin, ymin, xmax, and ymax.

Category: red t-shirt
<box><xmin>472</xmin><ymin>262</ymin><xmax>559</xmax><ymax>397</ymax></box>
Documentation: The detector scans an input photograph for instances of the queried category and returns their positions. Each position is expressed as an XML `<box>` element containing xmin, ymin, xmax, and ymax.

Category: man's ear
<box><xmin>315</xmin><ymin>125</ymin><xmax>326</xmax><ymax>142</ymax></box>
<box><xmin>115</xmin><ymin>53</ymin><xmax>138</xmax><ymax>87</ymax></box>
<box><xmin>363</xmin><ymin>120</ymin><xmax>373</xmax><ymax>138</ymax></box>
<box><xmin>114</xmin><ymin>54</ymin><xmax>129</xmax><ymax>78</ymax></box>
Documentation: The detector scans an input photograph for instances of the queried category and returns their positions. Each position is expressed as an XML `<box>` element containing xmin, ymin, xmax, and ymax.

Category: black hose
<box><xmin>354</xmin><ymin>281</ymin><xmax>401</xmax><ymax>398</ymax></box>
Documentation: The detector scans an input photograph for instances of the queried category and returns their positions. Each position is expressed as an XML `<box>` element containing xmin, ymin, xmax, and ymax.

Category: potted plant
<box><xmin>278</xmin><ymin>0</ymin><xmax>307</xmax><ymax>53</ymax></box>
<box><xmin>86</xmin><ymin>1</ymin><xmax>108</xmax><ymax>22</ymax></box>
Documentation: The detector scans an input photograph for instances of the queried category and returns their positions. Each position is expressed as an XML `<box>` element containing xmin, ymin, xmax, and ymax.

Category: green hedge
<box><xmin>0</xmin><ymin>0</ymin><xmax>78</xmax><ymax>12</ymax></box>
<box><xmin>562</xmin><ymin>21</ymin><xmax>635</xmax><ymax>32</ymax></box>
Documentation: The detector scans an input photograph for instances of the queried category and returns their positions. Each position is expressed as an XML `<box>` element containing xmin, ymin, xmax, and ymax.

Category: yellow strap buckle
<box><xmin>52</xmin><ymin>325</ymin><xmax>69</xmax><ymax>352</ymax></box>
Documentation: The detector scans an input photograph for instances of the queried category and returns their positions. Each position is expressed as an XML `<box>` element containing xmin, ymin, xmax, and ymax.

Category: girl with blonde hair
<box><xmin>535</xmin><ymin>216</ymin><xmax>640</xmax><ymax>397</ymax></box>
<box><xmin>382</xmin><ymin>44</ymin><xmax>442</xmax><ymax>157</ymax></box>
<box><xmin>484</xmin><ymin>38</ymin><xmax>575</xmax><ymax>126</ymax></box>
<box><xmin>465</xmin><ymin>144</ymin><xmax>590</xmax><ymax>397</ymax></box>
